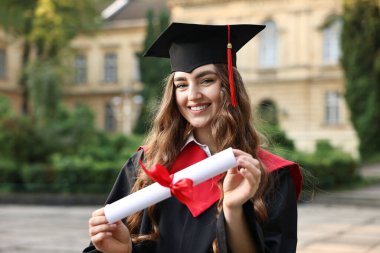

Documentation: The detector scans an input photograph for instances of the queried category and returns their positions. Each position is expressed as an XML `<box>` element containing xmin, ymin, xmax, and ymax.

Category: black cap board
<box><xmin>143</xmin><ymin>22</ymin><xmax>266</xmax><ymax>73</ymax></box>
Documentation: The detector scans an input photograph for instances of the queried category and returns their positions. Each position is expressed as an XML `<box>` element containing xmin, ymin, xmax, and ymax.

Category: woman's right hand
<box><xmin>89</xmin><ymin>207</ymin><xmax>132</xmax><ymax>253</ymax></box>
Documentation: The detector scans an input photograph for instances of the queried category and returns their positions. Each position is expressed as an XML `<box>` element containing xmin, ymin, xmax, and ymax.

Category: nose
<box><xmin>188</xmin><ymin>83</ymin><xmax>202</xmax><ymax>101</ymax></box>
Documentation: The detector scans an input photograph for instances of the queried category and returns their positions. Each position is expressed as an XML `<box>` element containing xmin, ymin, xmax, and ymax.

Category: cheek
<box><xmin>175</xmin><ymin>91</ymin><xmax>181</xmax><ymax>104</ymax></box>
<box><xmin>211</xmin><ymin>86</ymin><xmax>223</xmax><ymax>104</ymax></box>
<box><xmin>175</xmin><ymin>92</ymin><xmax>187</xmax><ymax>110</ymax></box>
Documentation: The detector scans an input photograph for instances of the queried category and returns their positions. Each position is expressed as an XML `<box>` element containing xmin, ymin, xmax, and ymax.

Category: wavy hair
<box><xmin>126</xmin><ymin>64</ymin><xmax>269</xmax><ymax>251</ymax></box>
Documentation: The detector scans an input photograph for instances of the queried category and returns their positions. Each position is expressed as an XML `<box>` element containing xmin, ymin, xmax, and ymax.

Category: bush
<box><xmin>0</xmin><ymin>115</ymin><xmax>49</xmax><ymax>163</ymax></box>
<box><xmin>0</xmin><ymin>132</ymin><xmax>144</xmax><ymax>194</ymax></box>
<box><xmin>21</xmin><ymin>163</ymin><xmax>55</xmax><ymax>192</ymax></box>
<box><xmin>16</xmin><ymin>155</ymin><xmax>123</xmax><ymax>194</ymax></box>
<box><xmin>0</xmin><ymin>99</ymin><xmax>145</xmax><ymax>193</ymax></box>
<box><xmin>259</xmin><ymin>123</ymin><xmax>295</xmax><ymax>152</ymax></box>
<box><xmin>0</xmin><ymin>159</ymin><xmax>21</xmax><ymax>191</ymax></box>
<box><xmin>51</xmin><ymin>154</ymin><xmax>121</xmax><ymax>193</ymax></box>
<box><xmin>277</xmin><ymin>140</ymin><xmax>358</xmax><ymax>190</ymax></box>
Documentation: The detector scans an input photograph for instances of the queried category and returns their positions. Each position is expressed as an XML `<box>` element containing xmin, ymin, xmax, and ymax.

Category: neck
<box><xmin>194</xmin><ymin>127</ymin><xmax>217</xmax><ymax>154</ymax></box>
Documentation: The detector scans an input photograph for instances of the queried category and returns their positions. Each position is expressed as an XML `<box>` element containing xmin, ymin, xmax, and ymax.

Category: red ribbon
<box><xmin>227</xmin><ymin>24</ymin><xmax>237</xmax><ymax>107</ymax></box>
<box><xmin>139</xmin><ymin>160</ymin><xmax>199</xmax><ymax>207</ymax></box>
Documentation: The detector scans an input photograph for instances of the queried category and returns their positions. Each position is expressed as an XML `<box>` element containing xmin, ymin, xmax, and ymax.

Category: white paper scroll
<box><xmin>104</xmin><ymin>147</ymin><xmax>237</xmax><ymax>223</ymax></box>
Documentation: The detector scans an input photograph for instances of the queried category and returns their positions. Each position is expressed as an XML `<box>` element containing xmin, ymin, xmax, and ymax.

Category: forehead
<box><xmin>173</xmin><ymin>64</ymin><xmax>217</xmax><ymax>79</ymax></box>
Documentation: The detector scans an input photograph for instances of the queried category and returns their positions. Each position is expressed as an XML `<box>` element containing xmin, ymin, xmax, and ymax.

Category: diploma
<box><xmin>104</xmin><ymin>147</ymin><xmax>237</xmax><ymax>223</ymax></box>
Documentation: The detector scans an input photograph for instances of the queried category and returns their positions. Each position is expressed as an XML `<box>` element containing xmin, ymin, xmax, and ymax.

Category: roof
<box><xmin>103</xmin><ymin>0</ymin><xmax>168</xmax><ymax>21</ymax></box>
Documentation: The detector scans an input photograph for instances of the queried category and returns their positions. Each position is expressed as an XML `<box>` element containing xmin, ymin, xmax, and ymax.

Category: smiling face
<box><xmin>174</xmin><ymin>64</ymin><xmax>222</xmax><ymax>134</ymax></box>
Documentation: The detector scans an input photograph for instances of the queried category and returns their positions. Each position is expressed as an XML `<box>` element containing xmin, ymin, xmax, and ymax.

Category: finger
<box><xmin>89</xmin><ymin>223</ymin><xmax>117</xmax><ymax>236</ymax></box>
<box><xmin>237</xmin><ymin>163</ymin><xmax>261</xmax><ymax>185</ymax></box>
<box><xmin>238</xmin><ymin>168</ymin><xmax>254</xmax><ymax>188</ymax></box>
<box><xmin>240</xmin><ymin>168</ymin><xmax>261</xmax><ymax>197</ymax></box>
<box><xmin>239</xmin><ymin>155</ymin><xmax>260</xmax><ymax>167</ymax></box>
<box><xmin>227</xmin><ymin>167</ymin><xmax>239</xmax><ymax>175</ymax></box>
<box><xmin>240</xmin><ymin>167</ymin><xmax>260</xmax><ymax>186</ymax></box>
<box><xmin>92</xmin><ymin>207</ymin><xmax>105</xmax><ymax>217</ymax></box>
<box><xmin>89</xmin><ymin>215</ymin><xmax>109</xmax><ymax>227</ymax></box>
<box><xmin>232</xmin><ymin>149</ymin><xmax>252</xmax><ymax>158</ymax></box>
<box><xmin>91</xmin><ymin>231</ymin><xmax>112</xmax><ymax>244</ymax></box>
<box><xmin>233</xmin><ymin>150</ymin><xmax>260</xmax><ymax>167</ymax></box>
<box><xmin>236</xmin><ymin>156</ymin><xmax>260</xmax><ymax>172</ymax></box>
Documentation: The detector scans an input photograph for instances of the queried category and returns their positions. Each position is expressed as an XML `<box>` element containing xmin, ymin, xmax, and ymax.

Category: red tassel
<box><xmin>227</xmin><ymin>25</ymin><xmax>237</xmax><ymax>107</ymax></box>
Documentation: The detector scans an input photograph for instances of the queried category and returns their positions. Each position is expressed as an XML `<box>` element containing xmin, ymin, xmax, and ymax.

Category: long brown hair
<box><xmin>126</xmin><ymin>64</ymin><xmax>269</xmax><ymax>248</ymax></box>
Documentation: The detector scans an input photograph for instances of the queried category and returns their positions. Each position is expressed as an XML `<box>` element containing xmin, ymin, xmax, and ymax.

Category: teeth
<box><xmin>191</xmin><ymin>105</ymin><xmax>208</xmax><ymax>111</ymax></box>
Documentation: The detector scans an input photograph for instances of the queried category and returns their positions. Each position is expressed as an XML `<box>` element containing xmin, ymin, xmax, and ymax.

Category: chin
<box><xmin>190</xmin><ymin>122</ymin><xmax>210</xmax><ymax>129</ymax></box>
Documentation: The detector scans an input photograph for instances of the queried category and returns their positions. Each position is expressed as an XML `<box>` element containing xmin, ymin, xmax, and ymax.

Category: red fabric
<box><xmin>257</xmin><ymin>148</ymin><xmax>303</xmax><ymax>200</ymax></box>
<box><xmin>171</xmin><ymin>142</ymin><xmax>222</xmax><ymax>217</ymax></box>
<box><xmin>139</xmin><ymin>161</ymin><xmax>201</xmax><ymax>209</ymax></box>
<box><xmin>139</xmin><ymin>144</ymin><xmax>302</xmax><ymax>217</ymax></box>
<box><xmin>139</xmin><ymin>142</ymin><xmax>222</xmax><ymax>217</ymax></box>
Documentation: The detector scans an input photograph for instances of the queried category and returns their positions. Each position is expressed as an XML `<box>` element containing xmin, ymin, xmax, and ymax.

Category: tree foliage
<box><xmin>0</xmin><ymin>0</ymin><xmax>104</xmax><ymax>119</ymax></box>
<box><xmin>341</xmin><ymin>0</ymin><xmax>380</xmax><ymax>161</ymax></box>
<box><xmin>0</xmin><ymin>96</ymin><xmax>96</xmax><ymax>164</ymax></box>
<box><xmin>134</xmin><ymin>9</ymin><xmax>171</xmax><ymax>134</ymax></box>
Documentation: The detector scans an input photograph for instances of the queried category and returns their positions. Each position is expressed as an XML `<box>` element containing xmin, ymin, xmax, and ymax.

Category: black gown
<box><xmin>83</xmin><ymin>149</ymin><xmax>298</xmax><ymax>253</ymax></box>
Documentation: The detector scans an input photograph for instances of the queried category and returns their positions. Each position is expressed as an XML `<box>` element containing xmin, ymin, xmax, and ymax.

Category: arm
<box><xmin>217</xmin><ymin>168</ymin><xmax>298</xmax><ymax>253</ymax></box>
<box><xmin>88</xmin><ymin>207</ymin><xmax>132</xmax><ymax>253</ymax></box>
<box><xmin>221</xmin><ymin>149</ymin><xmax>261</xmax><ymax>253</ymax></box>
<box><xmin>223</xmin><ymin>205</ymin><xmax>257</xmax><ymax>253</ymax></box>
<box><xmin>83</xmin><ymin>150</ymin><xmax>143</xmax><ymax>253</ymax></box>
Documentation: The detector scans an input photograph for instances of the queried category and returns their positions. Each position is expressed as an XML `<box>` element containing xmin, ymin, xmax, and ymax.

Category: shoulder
<box><xmin>258</xmin><ymin>148</ymin><xmax>303</xmax><ymax>200</ymax></box>
<box><xmin>257</xmin><ymin>148</ymin><xmax>295</xmax><ymax>172</ymax></box>
<box><xmin>118</xmin><ymin>149</ymin><xmax>144</xmax><ymax>184</ymax></box>
<box><xmin>121</xmin><ymin>148</ymin><xmax>144</xmax><ymax>170</ymax></box>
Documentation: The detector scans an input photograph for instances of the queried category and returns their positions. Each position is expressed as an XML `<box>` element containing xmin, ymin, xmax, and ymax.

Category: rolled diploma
<box><xmin>104</xmin><ymin>147</ymin><xmax>237</xmax><ymax>223</ymax></box>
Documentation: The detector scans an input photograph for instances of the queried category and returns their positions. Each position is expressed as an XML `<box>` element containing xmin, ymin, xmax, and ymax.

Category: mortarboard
<box><xmin>144</xmin><ymin>22</ymin><xmax>265</xmax><ymax>107</ymax></box>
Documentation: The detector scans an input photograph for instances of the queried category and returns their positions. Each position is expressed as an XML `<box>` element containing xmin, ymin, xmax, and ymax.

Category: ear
<box><xmin>220</xmin><ymin>87</ymin><xmax>227</xmax><ymax>100</ymax></box>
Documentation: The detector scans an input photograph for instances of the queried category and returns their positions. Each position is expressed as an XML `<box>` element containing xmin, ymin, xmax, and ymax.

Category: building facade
<box><xmin>168</xmin><ymin>0</ymin><xmax>358</xmax><ymax>156</ymax></box>
<box><xmin>0</xmin><ymin>0</ymin><xmax>359</xmax><ymax>156</ymax></box>
<box><xmin>0</xmin><ymin>0</ymin><xmax>167</xmax><ymax>135</ymax></box>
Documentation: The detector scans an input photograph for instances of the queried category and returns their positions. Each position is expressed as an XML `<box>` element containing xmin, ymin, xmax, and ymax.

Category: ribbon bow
<box><xmin>139</xmin><ymin>160</ymin><xmax>199</xmax><ymax>207</ymax></box>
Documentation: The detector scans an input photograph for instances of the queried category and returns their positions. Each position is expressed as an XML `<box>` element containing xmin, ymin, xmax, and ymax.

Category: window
<box><xmin>74</xmin><ymin>54</ymin><xmax>87</xmax><ymax>84</ymax></box>
<box><xmin>132</xmin><ymin>54</ymin><xmax>141</xmax><ymax>81</ymax></box>
<box><xmin>323</xmin><ymin>19</ymin><xmax>342</xmax><ymax>65</ymax></box>
<box><xmin>104</xmin><ymin>103</ymin><xmax>116</xmax><ymax>132</ymax></box>
<box><xmin>0</xmin><ymin>48</ymin><xmax>5</xmax><ymax>79</ymax></box>
<box><xmin>259</xmin><ymin>21</ymin><xmax>278</xmax><ymax>68</ymax></box>
<box><xmin>104</xmin><ymin>53</ymin><xmax>117</xmax><ymax>83</ymax></box>
<box><xmin>325</xmin><ymin>91</ymin><xmax>341</xmax><ymax>125</ymax></box>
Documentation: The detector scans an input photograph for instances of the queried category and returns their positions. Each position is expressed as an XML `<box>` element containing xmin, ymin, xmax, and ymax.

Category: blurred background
<box><xmin>0</xmin><ymin>0</ymin><xmax>379</xmax><ymax>252</ymax></box>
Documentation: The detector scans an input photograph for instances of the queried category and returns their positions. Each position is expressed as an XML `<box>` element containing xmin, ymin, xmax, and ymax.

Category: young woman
<box><xmin>83</xmin><ymin>23</ymin><xmax>302</xmax><ymax>253</ymax></box>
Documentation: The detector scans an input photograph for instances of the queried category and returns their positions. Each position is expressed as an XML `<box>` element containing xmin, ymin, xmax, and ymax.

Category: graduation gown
<box><xmin>83</xmin><ymin>147</ymin><xmax>301</xmax><ymax>253</ymax></box>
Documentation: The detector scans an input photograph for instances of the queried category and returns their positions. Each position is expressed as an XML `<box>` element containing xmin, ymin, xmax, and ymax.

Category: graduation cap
<box><xmin>144</xmin><ymin>22</ymin><xmax>265</xmax><ymax>107</ymax></box>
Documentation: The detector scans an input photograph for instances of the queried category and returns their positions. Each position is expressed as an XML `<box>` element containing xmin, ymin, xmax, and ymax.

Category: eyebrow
<box><xmin>173</xmin><ymin>70</ymin><xmax>217</xmax><ymax>82</ymax></box>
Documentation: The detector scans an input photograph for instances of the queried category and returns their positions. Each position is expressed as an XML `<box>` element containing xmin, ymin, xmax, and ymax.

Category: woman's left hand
<box><xmin>223</xmin><ymin>149</ymin><xmax>262</xmax><ymax>210</ymax></box>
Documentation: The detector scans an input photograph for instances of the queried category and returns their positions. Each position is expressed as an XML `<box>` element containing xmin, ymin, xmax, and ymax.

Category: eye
<box><xmin>201</xmin><ymin>78</ymin><xmax>215</xmax><ymax>85</ymax></box>
<box><xmin>174</xmin><ymin>83</ymin><xmax>188</xmax><ymax>89</ymax></box>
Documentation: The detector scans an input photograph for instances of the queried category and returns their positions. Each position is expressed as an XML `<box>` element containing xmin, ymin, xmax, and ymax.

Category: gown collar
<box><xmin>182</xmin><ymin>133</ymin><xmax>212</xmax><ymax>157</ymax></box>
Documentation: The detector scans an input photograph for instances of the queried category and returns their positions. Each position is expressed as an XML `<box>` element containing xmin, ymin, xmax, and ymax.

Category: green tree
<box><xmin>134</xmin><ymin>9</ymin><xmax>171</xmax><ymax>134</ymax></box>
<box><xmin>0</xmin><ymin>0</ymin><xmax>104</xmax><ymax>121</ymax></box>
<box><xmin>341</xmin><ymin>0</ymin><xmax>380</xmax><ymax>161</ymax></box>
<box><xmin>255</xmin><ymin>100</ymin><xmax>295</xmax><ymax>153</ymax></box>
<box><xmin>0</xmin><ymin>0</ymin><xmax>38</xmax><ymax>114</ymax></box>
<box><xmin>0</xmin><ymin>95</ymin><xmax>12</xmax><ymax>118</ymax></box>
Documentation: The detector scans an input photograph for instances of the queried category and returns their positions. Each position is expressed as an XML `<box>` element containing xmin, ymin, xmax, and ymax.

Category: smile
<box><xmin>189</xmin><ymin>104</ymin><xmax>209</xmax><ymax>111</ymax></box>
